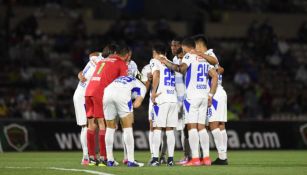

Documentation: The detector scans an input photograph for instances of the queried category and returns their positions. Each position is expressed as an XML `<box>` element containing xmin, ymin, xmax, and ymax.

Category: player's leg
<box><xmin>103</xmin><ymin>94</ymin><xmax>118</xmax><ymax>167</ymax></box>
<box><xmin>150</xmin><ymin>104</ymin><xmax>166</xmax><ymax>166</ymax></box>
<box><xmin>148</xmin><ymin>104</ymin><xmax>154</xmax><ymax>163</ymax></box>
<box><xmin>122</xmin><ymin>131</ymin><xmax>128</xmax><ymax>164</ymax></box>
<box><xmin>159</xmin><ymin>130</ymin><xmax>167</xmax><ymax>164</ymax></box>
<box><xmin>165</xmin><ymin>103</ymin><xmax>178</xmax><ymax>166</ymax></box>
<box><xmin>183</xmin><ymin>99</ymin><xmax>201</xmax><ymax>166</ymax></box>
<box><xmin>198</xmin><ymin>98</ymin><xmax>211</xmax><ymax>166</ymax></box>
<box><xmin>148</xmin><ymin>119</ymin><xmax>154</xmax><ymax>163</ymax></box>
<box><xmin>211</xmin><ymin>89</ymin><xmax>228</xmax><ymax>165</ymax></box>
<box><xmin>73</xmin><ymin>90</ymin><xmax>89</xmax><ymax>165</ymax></box>
<box><xmin>94</xmin><ymin>94</ymin><xmax>107</xmax><ymax>164</ymax></box>
<box><xmin>120</xmin><ymin>113</ymin><xmax>144</xmax><ymax>167</ymax></box>
<box><xmin>85</xmin><ymin>96</ymin><xmax>98</xmax><ymax>165</ymax></box>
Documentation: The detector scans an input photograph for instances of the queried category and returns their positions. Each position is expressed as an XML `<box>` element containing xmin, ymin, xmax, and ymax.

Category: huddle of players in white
<box><xmin>73</xmin><ymin>34</ymin><xmax>228</xmax><ymax>167</ymax></box>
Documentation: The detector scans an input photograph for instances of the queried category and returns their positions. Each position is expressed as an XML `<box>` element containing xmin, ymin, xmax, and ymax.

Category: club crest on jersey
<box><xmin>300</xmin><ymin>123</ymin><xmax>307</xmax><ymax>146</ymax></box>
<box><xmin>4</xmin><ymin>123</ymin><xmax>29</xmax><ymax>151</ymax></box>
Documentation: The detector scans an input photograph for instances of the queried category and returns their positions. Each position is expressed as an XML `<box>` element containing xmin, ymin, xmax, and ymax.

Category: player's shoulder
<box><xmin>151</xmin><ymin>58</ymin><xmax>161</xmax><ymax>66</ymax></box>
<box><xmin>129</xmin><ymin>60</ymin><xmax>138</xmax><ymax>67</ymax></box>
<box><xmin>205</xmin><ymin>49</ymin><xmax>216</xmax><ymax>57</ymax></box>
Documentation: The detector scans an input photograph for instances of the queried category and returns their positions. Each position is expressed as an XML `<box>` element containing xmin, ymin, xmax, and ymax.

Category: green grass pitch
<box><xmin>1</xmin><ymin>151</ymin><xmax>307</xmax><ymax>175</ymax></box>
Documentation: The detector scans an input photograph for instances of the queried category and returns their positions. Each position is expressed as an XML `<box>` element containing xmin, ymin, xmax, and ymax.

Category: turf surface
<box><xmin>1</xmin><ymin>151</ymin><xmax>307</xmax><ymax>175</ymax></box>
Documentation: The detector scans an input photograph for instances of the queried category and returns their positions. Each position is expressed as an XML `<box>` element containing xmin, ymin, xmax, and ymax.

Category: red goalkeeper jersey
<box><xmin>85</xmin><ymin>55</ymin><xmax>128</xmax><ymax>97</ymax></box>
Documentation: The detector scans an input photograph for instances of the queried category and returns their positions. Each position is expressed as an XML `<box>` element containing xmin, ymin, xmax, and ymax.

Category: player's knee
<box><xmin>209</xmin><ymin>122</ymin><xmax>219</xmax><ymax>131</ymax></box>
<box><xmin>106</xmin><ymin>120</ymin><xmax>116</xmax><ymax>128</ymax></box>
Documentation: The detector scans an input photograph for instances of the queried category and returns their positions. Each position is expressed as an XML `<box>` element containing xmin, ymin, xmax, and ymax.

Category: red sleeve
<box><xmin>119</xmin><ymin>62</ymin><xmax>128</xmax><ymax>76</ymax></box>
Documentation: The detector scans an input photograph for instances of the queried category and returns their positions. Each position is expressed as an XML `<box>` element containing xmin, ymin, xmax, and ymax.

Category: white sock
<box><xmin>211</xmin><ymin>128</ymin><xmax>226</xmax><ymax>160</ymax></box>
<box><xmin>221</xmin><ymin>129</ymin><xmax>228</xmax><ymax>158</ymax></box>
<box><xmin>180</xmin><ymin>130</ymin><xmax>185</xmax><ymax>151</ymax></box>
<box><xmin>149</xmin><ymin>131</ymin><xmax>153</xmax><ymax>158</ymax></box>
<box><xmin>166</xmin><ymin>130</ymin><xmax>175</xmax><ymax>157</ymax></box>
<box><xmin>152</xmin><ymin>130</ymin><xmax>162</xmax><ymax>158</ymax></box>
<box><xmin>80</xmin><ymin>126</ymin><xmax>88</xmax><ymax>159</ymax></box>
<box><xmin>123</xmin><ymin>128</ymin><xmax>134</xmax><ymax>162</ymax></box>
<box><xmin>122</xmin><ymin>133</ymin><xmax>127</xmax><ymax>160</ymax></box>
<box><xmin>105</xmin><ymin>128</ymin><xmax>115</xmax><ymax>161</ymax></box>
<box><xmin>198</xmin><ymin>129</ymin><xmax>210</xmax><ymax>158</ymax></box>
<box><xmin>188</xmin><ymin>129</ymin><xmax>199</xmax><ymax>158</ymax></box>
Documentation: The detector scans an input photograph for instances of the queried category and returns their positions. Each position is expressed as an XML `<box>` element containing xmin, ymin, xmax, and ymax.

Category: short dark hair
<box><xmin>182</xmin><ymin>38</ymin><xmax>195</xmax><ymax>48</ymax></box>
<box><xmin>171</xmin><ymin>37</ymin><xmax>182</xmax><ymax>44</ymax></box>
<box><xmin>115</xmin><ymin>43</ymin><xmax>130</xmax><ymax>56</ymax></box>
<box><xmin>102</xmin><ymin>44</ymin><xmax>117</xmax><ymax>57</ymax></box>
<box><xmin>152</xmin><ymin>43</ymin><xmax>167</xmax><ymax>55</ymax></box>
<box><xmin>193</xmin><ymin>34</ymin><xmax>208</xmax><ymax>47</ymax></box>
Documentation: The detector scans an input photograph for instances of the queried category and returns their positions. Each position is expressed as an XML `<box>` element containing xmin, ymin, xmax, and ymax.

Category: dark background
<box><xmin>0</xmin><ymin>0</ymin><xmax>307</xmax><ymax>122</ymax></box>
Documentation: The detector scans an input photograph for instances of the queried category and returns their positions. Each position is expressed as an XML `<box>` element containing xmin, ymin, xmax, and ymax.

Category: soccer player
<box><xmin>150</xmin><ymin>44</ymin><xmax>178</xmax><ymax>166</ymax></box>
<box><xmin>193</xmin><ymin>35</ymin><xmax>228</xmax><ymax>165</ymax></box>
<box><xmin>73</xmin><ymin>52</ymin><xmax>103</xmax><ymax>165</ymax></box>
<box><xmin>73</xmin><ymin>45</ymin><xmax>116</xmax><ymax>165</ymax></box>
<box><xmin>122</xmin><ymin>48</ymin><xmax>138</xmax><ymax>164</ymax></box>
<box><xmin>158</xmin><ymin>38</ymin><xmax>218</xmax><ymax>166</ymax></box>
<box><xmin>85</xmin><ymin>44</ymin><xmax>129</xmax><ymax>166</ymax></box>
<box><xmin>104</xmin><ymin>75</ymin><xmax>147</xmax><ymax>167</ymax></box>
<box><xmin>169</xmin><ymin>37</ymin><xmax>192</xmax><ymax>164</ymax></box>
<box><xmin>140</xmin><ymin>62</ymin><xmax>155</xmax><ymax>163</ymax></box>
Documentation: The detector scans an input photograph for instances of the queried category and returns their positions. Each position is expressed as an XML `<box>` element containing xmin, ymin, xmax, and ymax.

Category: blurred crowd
<box><xmin>0</xmin><ymin>1</ymin><xmax>307</xmax><ymax>121</ymax></box>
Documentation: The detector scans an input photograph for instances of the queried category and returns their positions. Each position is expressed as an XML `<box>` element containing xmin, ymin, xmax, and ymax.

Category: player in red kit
<box><xmin>85</xmin><ymin>44</ymin><xmax>129</xmax><ymax>166</ymax></box>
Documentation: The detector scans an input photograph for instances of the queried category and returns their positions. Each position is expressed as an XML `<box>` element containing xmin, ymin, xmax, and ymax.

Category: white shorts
<box><xmin>184</xmin><ymin>97</ymin><xmax>208</xmax><ymax>125</ymax></box>
<box><xmin>152</xmin><ymin>102</ymin><xmax>178</xmax><ymax>128</ymax></box>
<box><xmin>207</xmin><ymin>86</ymin><xmax>227</xmax><ymax>122</ymax></box>
<box><xmin>103</xmin><ymin>89</ymin><xmax>133</xmax><ymax>120</ymax></box>
<box><xmin>148</xmin><ymin>100</ymin><xmax>154</xmax><ymax>121</ymax></box>
<box><xmin>73</xmin><ymin>86</ymin><xmax>87</xmax><ymax>126</ymax></box>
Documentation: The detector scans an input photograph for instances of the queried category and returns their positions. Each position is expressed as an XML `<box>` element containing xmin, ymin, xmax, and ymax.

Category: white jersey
<box><xmin>73</xmin><ymin>53</ymin><xmax>103</xmax><ymax>126</ymax></box>
<box><xmin>173</xmin><ymin>56</ymin><xmax>185</xmax><ymax>103</ymax></box>
<box><xmin>182</xmin><ymin>53</ymin><xmax>214</xmax><ymax>99</ymax></box>
<box><xmin>205</xmin><ymin>49</ymin><xmax>222</xmax><ymax>87</ymax></box>
<box><xmin>128</xmin><ymin>60</ymin><xmax>138</xmax><ymax>77</ymax></box>
<box><xmin>107</xmin><ymin>76</ymin><xmax>147</xmax><ymax>100</ymax></box>
<box><xmin>141</xmin><ymin>63</ymin><xmax>152</xmax><ymax>83</ymax></box>
<box><xmin>104</xmin><ymin>76</ymin><xmax>146</xmax><ymax>119</ymax></box>
<box><xmin>151</xmin><ymin>58</ymin><xmax>177</xmax><ymax>104</ymax></box>
<box><xmin>78</xmin><ymin>54</ymin><xmax>104</xmax><ymax>89</ymax></box>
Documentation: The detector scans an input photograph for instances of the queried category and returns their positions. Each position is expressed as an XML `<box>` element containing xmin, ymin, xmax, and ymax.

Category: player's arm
<box><xmin>217</xmin><ymin>65</ymin><xmax>224</xmax><ymax>74</ymax></box>
<box><xmin>158</xmin><ymin>56</ymin><xmax>188</xmax><ymax>74</ymax></box>
<box><xmin>133</xmin><ymin>96</ymin><xmax>144</xmax><ymax>108</ymax></box>
<box><xmin>189</xmin><ymin>50</ymin><xmax>218</xmax><ymax>65</ymax></box>
<box><xmin>151</xmin><ymin>70</ymin><xmax>160</xmax><ymax>104</ymax></box>
<box><xmin>208</xmin><ymin>68</ymin><xmax>218</xmax><ymax>107</ymax></box>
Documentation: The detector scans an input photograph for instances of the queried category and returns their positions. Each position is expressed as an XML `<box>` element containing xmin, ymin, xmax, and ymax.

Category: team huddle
<box><xmin>73</xmin><ymin>34</ymin><xmax>228</xmax><ymax>167</ymax></box>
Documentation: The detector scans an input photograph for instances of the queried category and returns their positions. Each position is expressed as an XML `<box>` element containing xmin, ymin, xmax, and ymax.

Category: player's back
<box><xmin>85</xmin><ymin>55</ymin><xmax>128</xmax><ymax>97</ymax></box>
<box><xmin>106</xmin><ymin>76</ymin><xmax>146</xmax><ymax>99</ymax></box>
<box><xmin>151</xmin><ymin>58</ymin><xmax>177</xmax><ymax>104</ymax></box>
<box><xmin>205</xmin><ymin>49</ymin><xmax>223</xmax><ymax>87</ymax></box>
<box><xmin>78</xmin><ymin>53</ymin><xmax>104</xmax><ymax>88</ymax></box>
<box><xmin>183</xmin><ymin>53</ymin><xmax>213</xmax><ymax>99</ymax></box>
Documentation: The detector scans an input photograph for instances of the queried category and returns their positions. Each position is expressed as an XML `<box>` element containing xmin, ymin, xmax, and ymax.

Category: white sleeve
<box><xmin>141</xmin><ymin>64</ymin><xmax>151</xmax><ymax>82</ymax></box>
<box><xmin>151</xmin><ymin>59</ymin><xmax>160</xmax><ymax>74</ymax></box>
<box><xmin>182</xmin><ymin>53</ymin><xmax>192</xmax><ymax>67</ymax></box>
<box><xmin>208</xmin><ymin>64</ymin><xmax>215</xmax><ymax>71</ymax></box>
<box><xmin>206</xmin><ymin>49</ymin><xmax>219</xmax><ymax>66</ymax></box>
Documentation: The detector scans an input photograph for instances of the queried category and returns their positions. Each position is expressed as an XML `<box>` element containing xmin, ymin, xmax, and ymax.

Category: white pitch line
<box><xmin>4</xmin><ymin>166</ymin><xmax>114</xmax><ymax>175</ymax></box>
<box><xmin>48</xmin><ymin>167</ymin><xmax>114</xmax><ymax>175</ymax></box>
